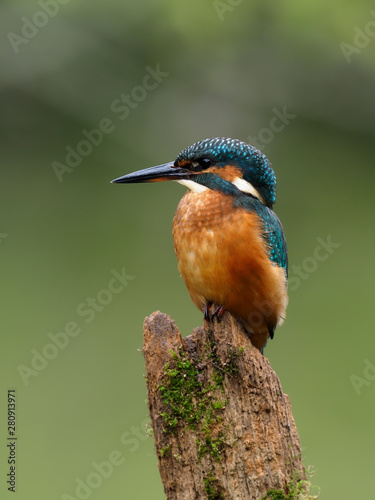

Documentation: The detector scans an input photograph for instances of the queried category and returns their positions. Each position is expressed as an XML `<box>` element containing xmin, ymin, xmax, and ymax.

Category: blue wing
<box><xmin>234</xmin><ymin>194</ymin><xmax>288</xmax><ymax>278</ymax></box>
<box><xmin>261</xmin><ymin>207</ymin><xmax>288</xmax><ymax>278</ymax></box>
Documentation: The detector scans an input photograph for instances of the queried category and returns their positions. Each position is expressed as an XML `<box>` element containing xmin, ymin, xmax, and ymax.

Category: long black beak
<box><xmin>111</xmin><ymin>162</ymin><xmax>190</xmax><ymax>184</ymax></box>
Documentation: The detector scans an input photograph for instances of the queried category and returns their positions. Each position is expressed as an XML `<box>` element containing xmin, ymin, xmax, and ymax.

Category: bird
<box><xmin>111</xmin><ymin>137</ymin><xmax>288</xmax><ymax>351</ymax></box>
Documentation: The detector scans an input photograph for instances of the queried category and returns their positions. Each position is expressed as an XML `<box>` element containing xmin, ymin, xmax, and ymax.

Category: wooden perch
<box><xmin>143</xmin><ymin>311</ymin><xmax>306</xmax><ymax>500</ymax></box>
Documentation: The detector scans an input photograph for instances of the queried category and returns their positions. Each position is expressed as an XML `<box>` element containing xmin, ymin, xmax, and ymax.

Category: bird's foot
<box><xmin>203</xmin><ymin>303</ymin><xmax>225</xmax><ymax>323</ymax></box>
<box><xmin>212</xmin><ymin>305</ymin><xmax>224</xmax><ymax>322</ymax></box>
<box><xmin>203</xmin><ymin>302</ymin><xmax>213</xmax><ymax>322</ymax></box>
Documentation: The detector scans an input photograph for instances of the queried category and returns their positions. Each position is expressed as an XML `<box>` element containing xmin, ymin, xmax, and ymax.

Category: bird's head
<box><xmin>112</xmin><ymin>137</ymin><xmax>276</xmax><ymax>208</ymax></box>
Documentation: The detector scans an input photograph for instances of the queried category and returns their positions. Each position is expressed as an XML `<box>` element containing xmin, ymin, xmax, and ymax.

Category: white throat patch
<box><xmin>232</xmin><ymin>177</ymin><xmax>264</xmax><ymax>203</ymax></box>
<box><xmin>175</xmin><ymin>179</ymin><xmax>208</xmax><ymax>193</ymax></box>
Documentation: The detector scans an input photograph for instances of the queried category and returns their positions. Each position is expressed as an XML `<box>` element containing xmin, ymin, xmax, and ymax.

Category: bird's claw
<box><xmin>203</xmin><ymin>303</ymin><xmax>225</xmax><ymax>323</ymax></box>
<box><xmin>203</xmin><ymin>302</ymin><xmax>212</xmax><ymax>321</ymax></box>
<box><xmin>212</xmin><ymin>305</ymin><xmax>224</xmax><ymax>322</ymax></box>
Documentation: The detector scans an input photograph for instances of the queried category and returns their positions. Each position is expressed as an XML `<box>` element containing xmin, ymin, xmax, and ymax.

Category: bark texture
<box><xmin>143</xmin><ymin>311</ymin><xmax>305</xmax><ymax>500</ymax></box>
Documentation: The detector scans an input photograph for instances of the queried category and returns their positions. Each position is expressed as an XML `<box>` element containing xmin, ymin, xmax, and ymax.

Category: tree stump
<box><xmin>143</xmin><ymin>311</ymin><xmax>306</xmax><ymax>500</ymax></box>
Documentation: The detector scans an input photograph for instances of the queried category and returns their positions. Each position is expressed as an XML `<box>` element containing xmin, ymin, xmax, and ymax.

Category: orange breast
<box><xmin>172</xmin><ymin>189</ymin><xmax>288</xmax><ymax>349</ymax></box>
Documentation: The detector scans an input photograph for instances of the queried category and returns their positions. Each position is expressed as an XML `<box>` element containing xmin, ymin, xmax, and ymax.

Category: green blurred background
<box><xmin>1</xmin><ymin>1</ymin><xmax>375</xmax><ymax>498</ymax></box>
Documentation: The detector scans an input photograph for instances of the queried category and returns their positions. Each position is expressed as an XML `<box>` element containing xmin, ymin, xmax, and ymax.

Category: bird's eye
<box><xmin>199</xmin><ymin>158</ymin><xmax>212</xmax><ymax>169</ymax></box>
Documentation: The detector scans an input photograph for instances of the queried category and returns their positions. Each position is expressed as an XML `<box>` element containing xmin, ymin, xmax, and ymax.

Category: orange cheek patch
<box><xmin>206</xmin><ymin>165</ymin><xmax>242</xmax><ymax>182</ymax></box>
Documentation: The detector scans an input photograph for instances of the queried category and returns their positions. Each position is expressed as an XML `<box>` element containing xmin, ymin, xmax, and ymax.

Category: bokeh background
<box><xmin>1</xmin><ymin>1</ymin><xmax>375</xmax><ymax>498</ymax></box>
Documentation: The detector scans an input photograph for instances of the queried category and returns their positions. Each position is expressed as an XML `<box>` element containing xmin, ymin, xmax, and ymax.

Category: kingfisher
<box><xmin>112</xmin><ymin>137</ymin><xmax>288</xmax><ymax>351</ymax></box>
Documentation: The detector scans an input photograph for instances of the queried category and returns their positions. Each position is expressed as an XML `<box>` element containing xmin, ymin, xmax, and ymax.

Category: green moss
<box><xmin>205</xmin><ymin>340</ymin><xmax>246</xmax><ymax>388</ymax></box>
<box><xmin>261</xmin><ymin>476</ymin><xmax>319</xmax><ymax>500</ymax></box>
<box><xmin>203</xmin><ymin>473</ymin><xmax>224</xmax><ymax>500</ymax></box>
<box><xmin>222</xmin><ymin>346</ymin><xmax>246</xmax><ymax>376</ymax></box>
<box><xmin>196</xmin><ymin>432</ymin><xmax>225</xmax><ymax>461</ymax></box>
<box><xmin>159</xmin><ymin>444</ymin><xmax>171</xmax><ymax>457</ymax></box>
<box><xmin>262</xmin><ymin>491</ymin><xmax>289</xmax><ymax>500</ymax></box>
<box><xmin>159</xmin><ymin>349</ymin><xmax>204</xmax><ymax>432</ymax></box>
<box><xmin>159</xmin><ymin>343</ymin><xmax>244</xmax><ymax>442</ymax></box>
<box><xmin>158</xmin><ymin>340</ymin><xmax>245</xmax><ymax>497</ymax></box>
